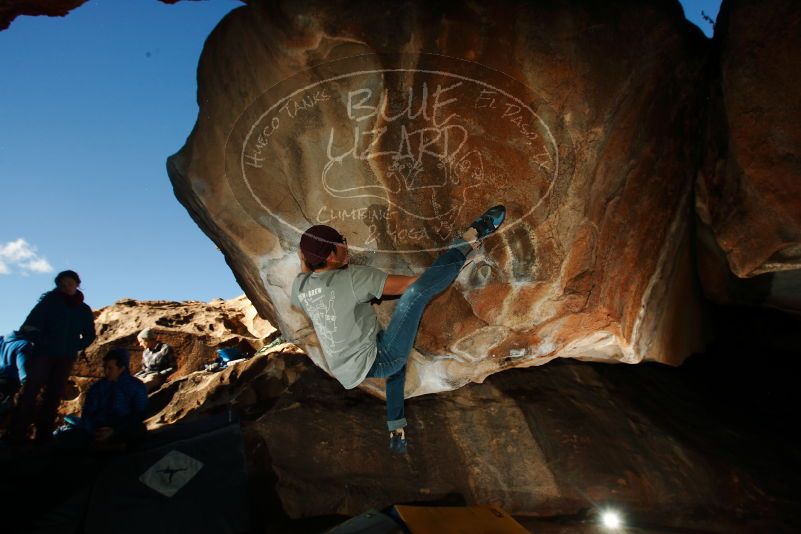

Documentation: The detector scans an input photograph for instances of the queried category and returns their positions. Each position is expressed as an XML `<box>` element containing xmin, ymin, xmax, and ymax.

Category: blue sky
<box><xmin>0</xmin><ymin>0</ymin><xmax>719</xmax><ymax>334</ymax></box>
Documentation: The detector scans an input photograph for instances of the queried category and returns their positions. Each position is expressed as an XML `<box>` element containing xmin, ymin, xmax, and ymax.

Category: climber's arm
<box><xmin>381</xmin><ymin>275</ymin><xmax>419</xmax><ymax>297</ymax></box>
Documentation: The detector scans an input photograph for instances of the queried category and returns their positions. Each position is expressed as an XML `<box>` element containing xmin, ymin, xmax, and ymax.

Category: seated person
<box><xmin>55</xmin><ymin>348</ymin><xmax>147</xmax><ymax>450</ymax></box>
<box><xmin>134</xmin><ymin>328</ymin><xmax>175</xmax><ymax>393</ymax></box>
<box><xmin>0</xmin><ymin>331</ymin><xmax>35</xmax><ymax>421</ymax></box>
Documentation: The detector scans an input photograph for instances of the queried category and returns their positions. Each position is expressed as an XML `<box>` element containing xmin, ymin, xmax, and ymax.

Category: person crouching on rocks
<box><xmin>54</xmin><ymin>348</ymin><xmax>147</xmax><ymax>451</ymax></box>
<box><xmin>134</xmin><ymin>328</ymin><xmax>175</xmax><ymax>393</ymax></box>
<box><xmin>290</xmin><ymin>205</ymin><xmax>506</xmax><ymax>454</ymax></box>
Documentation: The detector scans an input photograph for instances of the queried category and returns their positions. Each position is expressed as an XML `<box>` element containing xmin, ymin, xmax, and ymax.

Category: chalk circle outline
<box><xmin>228</xmin><ymin>53</ymin><xmax>572</xmax><ymax>254</ymax></box>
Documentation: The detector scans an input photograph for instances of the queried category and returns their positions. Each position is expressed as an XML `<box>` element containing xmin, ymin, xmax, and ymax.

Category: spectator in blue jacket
<box><xmin>55</xmin><ymin>348</ymin><xmax>147</xmax><ymax>450</ymax></box>
<box><xmin>0</xmin><ymin>331</ymin><xmax>35</xmax><ymax>421</ymax></box>
<box><xmin>8</xmin><ymin>270</ymin><xmax>96</xmax><ymax>443</ymax></box>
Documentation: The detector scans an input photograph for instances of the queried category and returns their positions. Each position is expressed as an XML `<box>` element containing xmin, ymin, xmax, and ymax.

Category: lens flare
<box><xmin>602</xmin><ymin>510</ymin><xmax>621</xmax><ymax>529</ymax></box>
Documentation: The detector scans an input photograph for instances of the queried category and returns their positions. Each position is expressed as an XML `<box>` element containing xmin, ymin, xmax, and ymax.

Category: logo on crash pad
<box><xmin>139</xmin><ymin>450</ymin><xmax>204</xmax><ymax>497</ymax></box>
<box><xmin>227</xmin><ymin>53</ymin><xmax>574</xmax><ymax>253</ymax></box>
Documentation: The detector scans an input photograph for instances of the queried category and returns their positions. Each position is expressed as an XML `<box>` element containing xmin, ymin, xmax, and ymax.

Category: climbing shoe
<box><xmin>470</xmin><ymin>205</ymin><xmax>506</xmax><ymax>239</ymax></box>
<box><xmin>389</xmin><ymin>428</ymin><xmax>407</xmax><ymax>455</ymax></box>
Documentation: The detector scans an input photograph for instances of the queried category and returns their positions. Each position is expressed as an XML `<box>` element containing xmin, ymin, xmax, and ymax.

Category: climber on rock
<box><xmin>290</xmin><ymin>205</ymin><xmax>506</xmax><ymax>454</ymax></box>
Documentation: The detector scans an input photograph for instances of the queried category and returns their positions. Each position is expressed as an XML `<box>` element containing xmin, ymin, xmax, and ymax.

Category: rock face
<box><xmin>77</xmin><ymin>295</ymin><xmax>275</xmax><ymax>378</ymax></box>
<box><xmin>54</xmin><ymin>296</ymin><xmax>800</xmax><ymax>532</ymax></box>
<box><xmin>168</xmin><ymin>0</ymin><xmax>709</xmax><ymax>398</ymax></box>
<box><xmin>247</xmin><ymin>351</ymin><xmax>798</xmax><ymax>531</ymax></box>
<box><xmin>0</xmin><ymin>0</ymin><xmax>227</xmax><ymax>31</ymax></box>
<box><xmin>144</xmin><ymin>342</ymin><xmax>305</xmax><ymax>430</ymax></box>
<box><xmin>62</xmin><ymin>296</ymin><xmax>277</xmax><ymax>413</ymax></box>
<box><xmin>697</xmin><ymin>0</ymin><xmax>801</xmax><ymax>281</ymax></box>
<box><xmin>0</xmin><ymin>0</ymin><xmax>88</xmax><ymax>31</ymax></box>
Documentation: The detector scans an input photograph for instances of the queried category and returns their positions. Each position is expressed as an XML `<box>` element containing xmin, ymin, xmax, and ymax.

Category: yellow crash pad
<box><xmin>394</xmin><ymin>504</ymin><xmax>530</xmax><ymax>534</ymax></box>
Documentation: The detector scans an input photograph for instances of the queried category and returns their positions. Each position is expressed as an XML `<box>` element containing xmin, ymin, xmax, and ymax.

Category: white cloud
<box><xmin>25</xmin><ymin>258</ymin><xmax>54</xmax><ymax>273</ymax></box>
<box><xmin>0</xmin><ymin>239</ymin><xmax>36</xmax><ymax>262</ymax></box>
<box><xmin>0</xmin><ymin>239</ymin><xmax>54</xmax><ymax>275</ymax></box>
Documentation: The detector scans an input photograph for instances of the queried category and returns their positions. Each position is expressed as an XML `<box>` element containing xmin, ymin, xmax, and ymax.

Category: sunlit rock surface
<box><xmin>62</xmin><ymin>295</ymin><xmax>276</xmax><ymax>413</ymax></box>
<box><xmin>168</xmin><ymin>0</ymin><xmax>709</xmax><ymax>398</ymax></box>
<box><xmin>697</xmin><ymin>0</ymin><xmax>801</xmax><ymax>282</ymax></box>
<box><xmin>144</xmin><ymin>343</ymin><xmax>305</xmax><ymax>430</ymax></box>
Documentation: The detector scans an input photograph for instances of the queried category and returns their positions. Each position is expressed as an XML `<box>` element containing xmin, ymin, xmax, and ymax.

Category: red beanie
<box><xmin>300</xmin><ymin>225</ymin><xmax>343</xmax><ymax>266</ymax></box>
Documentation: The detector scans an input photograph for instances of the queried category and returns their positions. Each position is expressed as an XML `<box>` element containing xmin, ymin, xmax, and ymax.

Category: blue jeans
<box><xmin>367</xmin><ymin>239</ymin><xmax>473</xmax><ymax>431</ymax></box>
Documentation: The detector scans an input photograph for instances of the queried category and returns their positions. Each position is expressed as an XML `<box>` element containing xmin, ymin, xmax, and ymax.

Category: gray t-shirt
<box><xmin>291</xmin><ymin>265</ymin><xmax>388</xmax><ymax>389</ymax></box>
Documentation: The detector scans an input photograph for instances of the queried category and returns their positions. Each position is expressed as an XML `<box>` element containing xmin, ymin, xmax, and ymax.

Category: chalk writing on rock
<box><xmin>228</xmin><ymin>54</ymin><xmax>573</xmax><ymax>253</ymax></box>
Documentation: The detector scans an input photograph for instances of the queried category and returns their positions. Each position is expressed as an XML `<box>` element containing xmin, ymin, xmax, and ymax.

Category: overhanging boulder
<box><xmin>168</xmin><ymin>0</ymin><xmax>708</xmax><ymax>396</ymax></box>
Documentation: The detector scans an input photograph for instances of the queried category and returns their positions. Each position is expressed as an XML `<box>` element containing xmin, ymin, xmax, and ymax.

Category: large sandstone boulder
<box><xmin>697</xmin><ymin>0</ymin><xmax>801</xmax><ymax>282</ymax></box>
<box><xmin>168</xmin><ymin>0</ymin><xmax>709</xmax><ymax>398</ymax></box>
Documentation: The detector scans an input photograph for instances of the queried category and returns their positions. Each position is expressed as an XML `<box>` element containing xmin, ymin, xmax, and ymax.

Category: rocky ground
<box><xmin>59</xmin><ymin>295</ymin><xmax>277</xmax><ymax>417</ymax></box>
<box><xmin>36</xmin><ymin>298</ymin><xmax>799</xmax><ymax>532</ymax></box>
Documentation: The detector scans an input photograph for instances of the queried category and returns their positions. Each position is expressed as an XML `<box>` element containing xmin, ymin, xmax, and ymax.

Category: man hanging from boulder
<box><xmin>291</xmin><ymin>205</ymin><xmax>506</xmax><ymax>454</ymax></box>
<box><xmin>134</xmin><ymin>328</ymin><xmax>175</xmax><ymax>393</ymax></box>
